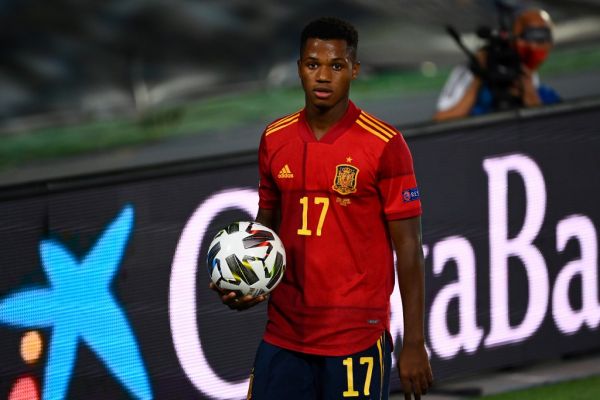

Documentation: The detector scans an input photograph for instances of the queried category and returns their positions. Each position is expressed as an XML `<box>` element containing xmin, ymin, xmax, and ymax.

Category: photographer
<box><xmin>434</xmin><ymin>8</ymin><xmax>560</xmax><ymax>121</ymax></box>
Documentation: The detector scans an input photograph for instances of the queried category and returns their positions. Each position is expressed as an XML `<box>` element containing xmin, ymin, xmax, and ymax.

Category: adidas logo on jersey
<box><xmin>277</xmin><ymin>164</ymin><xmax>294</xmax><ymax>179</ymax></box>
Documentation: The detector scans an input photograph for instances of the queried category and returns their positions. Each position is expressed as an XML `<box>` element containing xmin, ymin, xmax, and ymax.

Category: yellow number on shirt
<box><xmin>314</xmin><ymin>197</ymin><xmax>329</xmax><ymax>236</ymax></box>
<box><xmin>297</xmin><ymin>196</ymin><xmax>312</xmax><ymax>236</ymax></box>
<box><xmin>297</xmin><ymin>196</ymin><xmax>329</xmax><ymax>236</ymax></box>
<box><xmin>342</xmin><ymin>356</ymin><xmax>374</xmax><ymax>397</ymax></box>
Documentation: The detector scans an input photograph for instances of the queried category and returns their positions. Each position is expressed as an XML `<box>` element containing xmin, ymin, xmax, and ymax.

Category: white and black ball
<box><xmin>207</xmin><ymin>221</ymin><xmax>286</xmax><ymax>297</ymax></box>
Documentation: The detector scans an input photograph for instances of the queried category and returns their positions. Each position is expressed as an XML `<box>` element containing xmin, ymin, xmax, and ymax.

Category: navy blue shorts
<box><xmin>248</xmin><ymin>333</ymin><xmax>392</xmax><ymax>400</ymax></box>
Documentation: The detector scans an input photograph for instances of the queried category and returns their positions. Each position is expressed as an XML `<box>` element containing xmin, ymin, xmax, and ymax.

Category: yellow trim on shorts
<box><xmin>377</xmin><ymin>334</ymin><xmax>384</xmax><ymax>399</ymax></box>
<box><xmin>246</xmin><ymin>368</ymin><xmax>254</xmax><ymax>399</ymax></box>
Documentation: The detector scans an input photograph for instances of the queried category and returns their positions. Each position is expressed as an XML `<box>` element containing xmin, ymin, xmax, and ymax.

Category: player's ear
<box><xmin>297</xmin><ymin>59</ymin><xmax>302</xmax><ymax>77</ymax></box>
<box><xmin>352</xmin><ymin>60</ymin><xmax>361</xmax><ymax>80</ymax></box>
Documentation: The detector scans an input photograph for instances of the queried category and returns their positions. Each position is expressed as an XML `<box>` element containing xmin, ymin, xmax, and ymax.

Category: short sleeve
<box><xmin>377</xmin><ymin>133</ymin><xmax>422</xmax><ymax>220</ymax></box>
<box><xmin>436</xmin><ymin>65</ymin><xmax>474</xmax><ymax>112</ymax></box>
<box><xmin>258</xmin><ymin>134</ymin><xmax>280</xmax><ymax>209</ymax></box>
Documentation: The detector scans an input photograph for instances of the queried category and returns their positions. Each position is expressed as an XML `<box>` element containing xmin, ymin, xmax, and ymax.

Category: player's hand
<box><xmin>397</xmin><ymin>342</ymin><xmax>433</xmax><ymax>399</ymax></box>
<box><xmin>209</xmin><ymin>282</ymin><xmax>268</xmax><ymax>311</ymax></box>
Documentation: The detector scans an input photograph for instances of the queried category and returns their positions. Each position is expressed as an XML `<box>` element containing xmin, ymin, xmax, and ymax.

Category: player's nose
<box><xmin>316</xmin><ymin>66</ymin><xmax>332</xmax><ymax>82</ymax></box>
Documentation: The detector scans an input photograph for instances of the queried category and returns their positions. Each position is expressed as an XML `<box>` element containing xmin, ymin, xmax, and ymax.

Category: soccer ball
<box><xmin>207</xmin><ymin>221</ymin><xmax>286</xmax><ymax>297</ymax></box>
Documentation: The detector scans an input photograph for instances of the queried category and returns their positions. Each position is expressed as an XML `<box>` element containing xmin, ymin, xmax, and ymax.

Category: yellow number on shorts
<box><xmin>343</xmin><ymin>356</ymin><xmax>374</xmax><ymax>397</ymax></box>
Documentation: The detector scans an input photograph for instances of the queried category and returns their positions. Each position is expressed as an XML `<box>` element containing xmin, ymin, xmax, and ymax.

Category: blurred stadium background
<box><xmin>1</xmin><ymin>0</ymin><xmax>600</xmax><ymax>178</ymax></box>
<box><xmin>1</xmin><ymin>1</ymin><xmax>599</xmax><ymax>399</ymax></box>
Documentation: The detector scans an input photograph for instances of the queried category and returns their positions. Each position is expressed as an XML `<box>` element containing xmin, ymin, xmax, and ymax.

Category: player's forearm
<box><xmin>256</xmin><ymin>208</ymin><xmax>274</xmax><ymax>228</ymax></box>
<box><xmin>396</xmin><ymin>241</ymin><xmax>426</xmax><ymax>345</ymax></box>
<box><xmin>388</xmin><ymin>218</ymin><xmax>427</xmax><ymax>345</ymax></box>
<box><xmin>256</xmin><ymin>207</ymin><xmax>281</xmax><ymax>232</ymax></box>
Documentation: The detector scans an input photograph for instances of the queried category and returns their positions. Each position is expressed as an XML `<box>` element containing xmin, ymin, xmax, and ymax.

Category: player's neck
<box><xmin>305</xmin><ymin>98</ymin><xmax>349</xmax><ymax>140</ymax></box>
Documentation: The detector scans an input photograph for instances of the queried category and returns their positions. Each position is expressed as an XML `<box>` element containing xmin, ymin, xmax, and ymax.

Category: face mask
<box><xmin>517</xmin><ymin>44</ymin><xmax>549</xmax><ymax>70</ymax></box>
<box><xmin>520</xmin><ymin>27</ymin><xmax>553</xmax><ymax>44</ymax></box>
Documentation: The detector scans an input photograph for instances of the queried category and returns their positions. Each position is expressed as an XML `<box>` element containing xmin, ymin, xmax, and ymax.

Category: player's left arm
<box><xmin>389</xmin><ymin>216</ymin><xmax>433</xmax><ymax>399</ymax></box>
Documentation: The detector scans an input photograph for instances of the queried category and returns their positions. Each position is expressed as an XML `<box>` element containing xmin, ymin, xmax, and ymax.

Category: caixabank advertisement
<box><xmin>1</xmin><ymin>105</ymin><xmax>599</xmax><ymax>399</ymax></box>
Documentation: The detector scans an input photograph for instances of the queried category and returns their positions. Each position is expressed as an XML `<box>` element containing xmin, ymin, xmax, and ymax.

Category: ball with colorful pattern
<box><xmin>207</xmin><ymin>221</ymin><xmax>286</xmax><ymax>297</ymax></box>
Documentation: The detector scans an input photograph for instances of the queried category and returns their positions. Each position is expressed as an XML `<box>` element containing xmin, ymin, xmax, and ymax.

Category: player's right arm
<box><xmin>256</xmin><ymin>207</ymin><xmax>280</xmax><ymax>232</ymax></box>
<box><xmin>212</xmin><ymin>126</ymin><xmax>282</xmax><ymax>309</ymax></box>
<box><xmin>209</xmin><ymin>133</ymin><xmax>276</xmax><ymax>311</ymax></box>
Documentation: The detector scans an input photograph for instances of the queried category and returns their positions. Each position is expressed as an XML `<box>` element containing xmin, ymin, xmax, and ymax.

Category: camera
<box><xmin>447</xmin><ymin>1</ymin><xmax>523</xmax><ymax>111</ymax></box>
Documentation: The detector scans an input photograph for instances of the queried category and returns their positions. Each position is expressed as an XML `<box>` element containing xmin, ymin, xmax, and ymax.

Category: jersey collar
<box><xmin>298</xmin><ymin>100</ymin><xmax>361</xmax><ymax>144</ymax></box>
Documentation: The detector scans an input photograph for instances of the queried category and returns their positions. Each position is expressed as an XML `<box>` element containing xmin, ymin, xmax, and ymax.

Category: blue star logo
<box><xmin>0</xmin><ymin>205</ymin><xmax>152</xmax><ymax>400</ymax></box>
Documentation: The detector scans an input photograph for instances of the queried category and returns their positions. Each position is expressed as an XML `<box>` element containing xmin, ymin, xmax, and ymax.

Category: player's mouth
<box><xmin>313</xmin><ymin>88</ymin><xmax>333</xmax><ymax>99</ymax></box>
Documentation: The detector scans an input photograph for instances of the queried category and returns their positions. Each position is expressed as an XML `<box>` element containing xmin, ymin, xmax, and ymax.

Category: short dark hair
<box><xmin>300</xmin><ymin>17</ymin><xmax>359</xmax><ymax>60</ymax></box>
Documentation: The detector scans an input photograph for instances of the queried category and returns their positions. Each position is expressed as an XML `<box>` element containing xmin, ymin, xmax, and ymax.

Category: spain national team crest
<box><xmin>332</xmin><ymin>164</ymin><xmax>359</xmax><ymax>195</ymax></box>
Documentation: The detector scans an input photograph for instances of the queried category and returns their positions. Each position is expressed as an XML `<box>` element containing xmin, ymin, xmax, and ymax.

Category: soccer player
<box><xmin>211</xmin><ymin>17</ymin><xmax>432</xmax><ymax>399</ymax></box>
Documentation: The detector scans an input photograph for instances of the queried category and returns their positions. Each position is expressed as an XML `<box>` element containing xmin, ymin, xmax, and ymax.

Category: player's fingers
<box><xmin>222</xmin><ymin>292</ymin><xmax>239</xmax><ymax>308</ymax></box>
<box><xmin>419</xmin><ymin>375</ymin><xmax>429</xmax><ymax>395</ymax></box>
<box><xmin>234</xmin><ymin>295</ymin><xmax>256</xmax><ymax>309</ymax></box>
<box><xmin>253</xmin><ymin>294</ymin><xmax>268</xmax><ymax>304</ymax></box>
<box><xmin>412</xmin><ymin>378</ymin><xmax>422</xmax><ymax>400</ymax></box>
<box><xmin>233</xmin><ymin>294</ymin><xmax>268</xmax><ymax>311</ymax></box>
<box><xmin>425</xmin><ymin>368</ymin><xmax>434</xmax><ymax>392</ymax></box>
<box><xmin>415</xmin><ymin>370</ymin><xmax>431</xmax><ymax>394</ymax></box>
<box><xmin>222</xmin><ymin>291</ymin><xmax>237</xmax><ymax>300</ymax></box>
<box><xmin>401</xmin><ymin>377</ymin><xmax>413</xmax><ymax>400</ymax></box>
<box><xmin>427</xmin><ymin>366</ymin><xmax>434</xmax><ymax>385</ymax></box>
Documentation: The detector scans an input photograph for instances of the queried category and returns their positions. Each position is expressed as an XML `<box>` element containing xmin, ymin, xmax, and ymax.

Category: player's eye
<box><xmin>332</xmin><ymin>63</ymin><xmax>343</xmax><ymax>71</ymax></box>
<box><xmin>306</xmin><ymin>62</ymin><xmax>318</xmax><ymax>69</ymax></box>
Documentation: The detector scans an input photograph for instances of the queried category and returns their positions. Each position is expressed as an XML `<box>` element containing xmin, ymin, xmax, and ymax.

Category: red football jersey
<box><xmin>258</xmin><ymin>101</ymin><xmax>421</xmax><ymax>356</ymax></box>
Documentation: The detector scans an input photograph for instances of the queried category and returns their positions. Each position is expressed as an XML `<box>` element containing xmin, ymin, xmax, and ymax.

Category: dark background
<box><xmin>1</xmin><ymin>105</ymin><xmax>599</xmax><ymax>398</ymax></box>
<box><xmin>2</xmin><ymin>0</ymin><xmax>600</xmax><ymax>125</ymax></box>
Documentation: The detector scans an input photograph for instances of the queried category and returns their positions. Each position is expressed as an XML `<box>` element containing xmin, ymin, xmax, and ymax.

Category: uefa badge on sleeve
<box><xmin>403</xmin><ymin>187</ymin><xmax>420</xmax><ymax>203</ymax></box>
